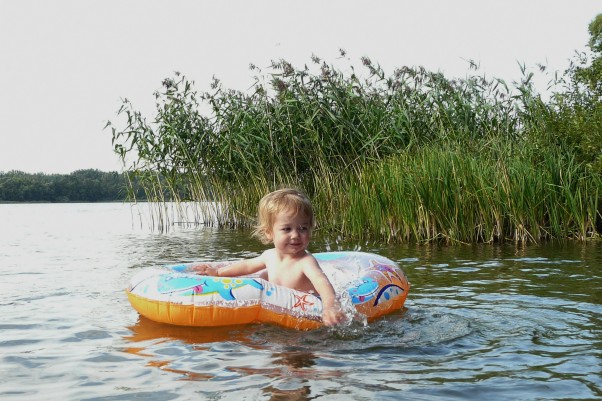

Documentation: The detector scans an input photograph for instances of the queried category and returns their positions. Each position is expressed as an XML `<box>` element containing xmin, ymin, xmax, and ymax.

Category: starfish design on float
<box><xmin>293</xmin><ymin>294</ymin><xmax>314</xmax><ymax>311</ymax></box>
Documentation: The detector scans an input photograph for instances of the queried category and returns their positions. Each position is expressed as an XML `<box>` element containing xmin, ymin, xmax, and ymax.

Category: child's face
<box><xmin>267</xmin><ymin>210</ymin><xmax>312</xmax><ymax>255</ymax></box>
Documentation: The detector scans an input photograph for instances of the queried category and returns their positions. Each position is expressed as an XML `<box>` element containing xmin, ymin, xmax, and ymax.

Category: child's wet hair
<box><xmin>252</xmin><ymin>188</ymin><xmax>315</xmax><ymax>244</ymax></box>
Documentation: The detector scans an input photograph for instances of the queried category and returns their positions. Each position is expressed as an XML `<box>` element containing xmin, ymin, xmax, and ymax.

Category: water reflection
<box><xmin>260</xmin><ymin>385</ymin><xmax>312</xmax><ymax>401</ymax></box>
<box><xmin>124</xmin><ymin>317</ymin><xmax>337</xmax><ymax>399</ymax></box>
<box><xmin>232</xmin><ymin>350</ymin><xmax>326</xmax><ymax>401</ymax></box>
<box><xmin>122</xmin><ymin>305</ymin><xmax>480</xmax><ymax>399</ymax></box>
<box><xmin>125</xmin><ymin>316</ymin><xmax>256</xmax><ymax>345</ymax></box>
<box><xmin>124</xmin><ymin>317</ymin><xmax>262</xmax><ymax>383</ymax></box>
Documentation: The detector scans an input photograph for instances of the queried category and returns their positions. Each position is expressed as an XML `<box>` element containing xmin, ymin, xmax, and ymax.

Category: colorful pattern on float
<box><xmin>126</xmin><ymin>251</ymin><xmax>410</xmax><ymax>330</ymax></box>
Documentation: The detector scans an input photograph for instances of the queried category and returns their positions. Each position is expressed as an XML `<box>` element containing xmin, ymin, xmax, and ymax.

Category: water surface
<box><xmin>1</xmin><ymin>203</ymin><xmax>600</xmax><ymax>400</ymax></box>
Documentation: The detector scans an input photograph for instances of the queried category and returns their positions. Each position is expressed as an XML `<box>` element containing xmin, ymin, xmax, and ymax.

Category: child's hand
<box><xmin>322</xmin><ymin>305</ymin><xmax>346</xmax><ymax>327</ymax></box>
<box><xmin>191</xmin><ymin>264</ymin><xmax>219</xmax><ymax>276</ymax></box>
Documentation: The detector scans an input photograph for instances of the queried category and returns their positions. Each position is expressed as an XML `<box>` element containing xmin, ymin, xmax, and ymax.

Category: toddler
<box><xmin>195</xmin><ymin>188</ymin><xmax>345</xmax><ymax>326</ymax></box>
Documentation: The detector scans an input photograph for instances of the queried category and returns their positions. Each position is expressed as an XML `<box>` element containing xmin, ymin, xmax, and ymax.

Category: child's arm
<box><xmin>303</xmin><ymin>260</ymin><xmax>346</xmax><ymax>326</ymax></box>
<box><xmin>193</xmin><ymin>254</ymin><xmax>266</xmax><ymax>277</ymax></box>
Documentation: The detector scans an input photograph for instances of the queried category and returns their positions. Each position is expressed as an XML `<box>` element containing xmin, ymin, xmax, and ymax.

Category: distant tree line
<box><xmin>0</xmin><ymin>169</ymin><xmax>146</xmax><ymax>202</ymax></box>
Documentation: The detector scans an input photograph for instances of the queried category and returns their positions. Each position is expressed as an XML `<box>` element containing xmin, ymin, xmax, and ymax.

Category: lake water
<box><xmin>1</xmin><ymin>203</ymin><xmax>601</xmax><ymax>401</ymax></box>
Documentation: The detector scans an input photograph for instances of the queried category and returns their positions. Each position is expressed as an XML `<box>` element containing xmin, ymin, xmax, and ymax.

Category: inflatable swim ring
<box><xmin>126</xmin><ymin>251</ymin><xmax>410</xmax><ymax>330</ymax></box>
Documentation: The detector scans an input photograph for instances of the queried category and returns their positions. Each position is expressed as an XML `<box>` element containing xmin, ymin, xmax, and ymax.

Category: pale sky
<box><xmin>1</xmin><ymin>0</ymin><xmax>600</xmax><ymax>174</ymax></box>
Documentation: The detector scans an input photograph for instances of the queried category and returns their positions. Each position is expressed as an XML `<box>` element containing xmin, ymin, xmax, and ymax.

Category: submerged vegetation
<box><xmin>108</xmin><ymin>16</ymin><xmax>602</xmax><ymax>244</ymax></box>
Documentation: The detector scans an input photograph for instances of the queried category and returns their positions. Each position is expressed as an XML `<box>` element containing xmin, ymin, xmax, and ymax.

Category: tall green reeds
<box><xmin>108</xmin><ymin>51</ymin><xmax>601</xmax><ymax>243</ymax></box>
<box><xmin>337</xmin><ymin>145</ymin><xmax>600</xmax><ymax>243</ymax></box>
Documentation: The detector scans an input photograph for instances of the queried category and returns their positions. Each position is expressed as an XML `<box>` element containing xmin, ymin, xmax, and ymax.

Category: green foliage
<box><xmin>108</xmin><ymin>16</ymin><xmax>602</xmax><ymax>242</ymax></box>
<box><xmin>338</xmin><ymin>145</ymin><xmax>600</xmax><ymax>243</ymax></box>
<box><xmin>109</xmin><ymin>55</ymin><xmax>524</xmax><ymax>216</ymax></box>
<box><xmin>0</xmin><ymin>169</ymin><xmax>135</xmax><ymax>202</ymax></box>
<box><xmin>579</xmin><ymin>13</ymin><xmax>602</xmax><ymax>94</ymax></box>
<box><xmin>525</xmin><ymin>14</ymin><xmax>602</xmax><ymax>175</ymax></box>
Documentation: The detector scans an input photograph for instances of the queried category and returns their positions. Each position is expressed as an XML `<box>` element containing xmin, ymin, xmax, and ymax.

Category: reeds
<box><xmin>108</xmin><ymin>54</ymin><xmax>602</xmax><ymax>243</ymax></box>
<box><xmin>333</xmin><ymin>145</ymin><xmax>601</xmax><ymax>243</ymax></box>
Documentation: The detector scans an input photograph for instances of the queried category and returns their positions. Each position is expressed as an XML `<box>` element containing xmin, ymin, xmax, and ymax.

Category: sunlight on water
<box><xmin>0</xmin><ymin>203</ymin><xmax>601</xmax><ymax>400</ymax></box>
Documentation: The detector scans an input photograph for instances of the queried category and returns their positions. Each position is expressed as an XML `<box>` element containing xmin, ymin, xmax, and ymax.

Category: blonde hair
<box><xmin>252</xmin><ymin>188</ymin><xmax>315</xmax><ymax>244</ymax></box>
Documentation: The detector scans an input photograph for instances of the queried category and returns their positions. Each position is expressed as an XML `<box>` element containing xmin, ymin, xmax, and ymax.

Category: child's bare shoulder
<box><xmin>259</xmin><ymin>249</ymin><xmax>279</xmax><ymax>266</ymax></box>
<box><xmin>261</xmin><ymin>248</ymin><xmax>276</xmax><ymax>260</ymax></box>
<box><xmin>298</xmin><ymin>251</ymin><xmax>321</xmax><ymax>269</ymax></box>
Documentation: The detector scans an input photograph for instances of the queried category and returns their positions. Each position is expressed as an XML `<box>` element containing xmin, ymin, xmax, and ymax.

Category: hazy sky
<box><xmin>1</xmin><ymin>0</ymin><xmax>600</xmax><ymax>174</ymax></box>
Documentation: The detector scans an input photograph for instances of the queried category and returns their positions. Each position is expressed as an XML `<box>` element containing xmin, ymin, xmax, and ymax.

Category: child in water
<box><xmin>194</xmin><ymin>188</ymin><xmax>345</xmax><ymax>326</ymax></box>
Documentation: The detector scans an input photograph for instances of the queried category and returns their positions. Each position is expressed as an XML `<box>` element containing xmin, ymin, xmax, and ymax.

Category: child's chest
<box><xmin>265</xmin><ymin>260</ymin><xmax>310</xmax><ymax>291</ymax></box>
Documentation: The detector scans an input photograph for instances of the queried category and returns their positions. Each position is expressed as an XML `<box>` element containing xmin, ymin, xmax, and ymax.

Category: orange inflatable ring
<box><xmin>126</xmin><ymin>251</ymin><xmax>410</xmax><ymax>330</ymax></box>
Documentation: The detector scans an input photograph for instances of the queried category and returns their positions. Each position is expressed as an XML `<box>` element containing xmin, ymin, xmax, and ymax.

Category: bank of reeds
<box><xmin>108</xmin><ymin>53</ymin><xmax>602</xmax><ymax>243</ymax></box>
<box><xmin>330</xmin><ymin>145</ymin><xmax>600</xmax><ymax>243</ymax></box>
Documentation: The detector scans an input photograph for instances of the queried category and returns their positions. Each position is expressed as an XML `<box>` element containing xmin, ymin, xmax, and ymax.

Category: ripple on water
<box><xmin>61</xmin><ymin>330</ymin><xmax>113</xmax><ymax>343</ymax></box>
